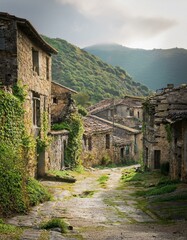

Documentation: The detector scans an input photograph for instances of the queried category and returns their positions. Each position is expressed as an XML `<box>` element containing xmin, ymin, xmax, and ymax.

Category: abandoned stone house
<box><xmin>83</xmin><ymin>113</ymin><xmax>142</xmax><ymax>166</ymax></box>
<box><xmin>92</xmin><ymin>115</ymin><xmax>142</xmax><ymax>163</ymax></box>
<box><xmin>143</xmin><ymin>84</ymin><xmax>187</xmax><ymax>181</ymax></box>
<box><xmin>88</xmin><ymin>96</ymin><xmax>143</xmax><ymax>129</ymax></box>
<box><xmin>82</xmin><ymin>115</ymin><xmax>113</xmax><ymax>167</ymax></box>
<box><xmin>0</xmin><ymin>12</ymin><xmax>70</xmax><ymax>177</ymax></box>
<box><xmin>50</xmin><ymin>81</ymin><xmax>78</xmax><ymax>170</ymax></box>
<box><xmin>51</xmin><ymin>81</ymin><xmax>77</xmax><ymax>123</ymax></box>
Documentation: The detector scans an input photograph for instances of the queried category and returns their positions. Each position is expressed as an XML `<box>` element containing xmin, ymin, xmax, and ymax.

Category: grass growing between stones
<box><xmin>97</xmin><ymin>175</ymin><xmax>109</xmax><ymax>188</ymax></box>
<box><xmin>40</xmin><ymin>218</ymin><xmax>69</xmax><ymax>233</ymax></box>
<box><xmin>0</xmin><ymin>219</ymin><xmax>23</xmax><ymax>240</ymax></box>
<box><xmin>120</xmin><ymin>167</ymin><xmax>187</xmax><ymax>221</ymax></box>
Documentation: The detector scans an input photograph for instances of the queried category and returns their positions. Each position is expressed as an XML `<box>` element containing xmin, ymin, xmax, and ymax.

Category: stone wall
<box><xmin>51</xmin><ymin>82</ymin><xmax>76</xmax><ymax>123</ymax></box>
<box><xmin>143</xmin><ymin>85</ymin><xmax>187</xmax><ymax>178</ymax></box>
<box><xmin>82</xmin><ymin>132</ymin><xmax>113</xmax><ymax>167</ymax></box>
<box><xmin>0</xmin><ymin>18</ymin><xmax>17</xmax><ymax>88</ymax></box>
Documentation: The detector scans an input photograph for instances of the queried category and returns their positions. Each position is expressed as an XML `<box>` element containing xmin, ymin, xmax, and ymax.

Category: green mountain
<box><xmin>83</xmin><ymin>44</ymin><xmax>187</xmax><ymax>90</ymax></box>
<box><xmin>43</xmin><ymin>36</ymin><xmax>150</xmax><ymax>103</ymax></box>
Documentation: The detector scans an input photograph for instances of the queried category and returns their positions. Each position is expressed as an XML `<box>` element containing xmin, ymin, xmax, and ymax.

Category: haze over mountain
<box><xmin>84</xmin><ymin>44</ymin><xmax>187</xmax><ymax>90</ymax></box>
<box><xmin>43</xmin><ymin>36</ymin><xmax>150</xmax><ymax>103</ymax></box>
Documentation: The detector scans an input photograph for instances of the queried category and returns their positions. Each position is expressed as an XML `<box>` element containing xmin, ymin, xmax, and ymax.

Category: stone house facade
<box><xmin>51</xmin><ymin>81</ymin><xmax>77</xmax><ymax>123</ymax></box>
<box><xmin>0</xmin><ymin>12</ymin><xmax>60</xmax><ymax>177</ymax></box>
<box><xmin>88</xmin><ymin>96</ymin><xmax>143</xmax><ymax>129</ymax></box>
<box><xmin>82</xmin><ymin>115</ymin><xmax>113</xmax><ymax>167</ymax></box>
<box><xmin>91</xmin><ymin>115</ymin><xmax>142</xmax><ymax>163</ymax></box>
<box><xmin>143</xmin><ymin>84</ymin><xmax>187</xmax><ymax>181</ymax></box>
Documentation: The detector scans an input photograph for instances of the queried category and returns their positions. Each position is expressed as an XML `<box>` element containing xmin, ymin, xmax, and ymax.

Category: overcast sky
<box><xmin>1</xmin><ymin>0</ymin><xmax>187</xmax><ymax>49</ymax></box>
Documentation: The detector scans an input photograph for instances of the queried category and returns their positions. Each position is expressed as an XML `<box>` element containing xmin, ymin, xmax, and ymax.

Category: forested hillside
<box><xmin>84</xmin><ymin>44</ymin><xmax>187</xmax><ymax>90</ymax></box>
<box><xmin>43</xmin><ymin>36</ymin><xmax>150</xmax><ymax>103</ymax></box>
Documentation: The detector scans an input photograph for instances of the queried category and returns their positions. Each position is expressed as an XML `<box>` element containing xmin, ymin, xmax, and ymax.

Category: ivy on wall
<box><xmin>52</xmin><ymin>113</ymin><xmax>84</xmax><ymax>167</ymax></box>
<box><xmin>0</xmin><ymin>84</ymin><xmax>50</xmax><ymax>216</ymax></box>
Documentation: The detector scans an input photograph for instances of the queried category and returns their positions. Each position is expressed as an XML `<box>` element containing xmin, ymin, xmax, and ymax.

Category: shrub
<box><xmin>26</xmin><ymin>178</ymin><xmax>51</xmax><ymax>206</ymax></box>
<box><xmin>0</xmin><ymin>143</ymin><xmax>27</xmax><ymax>216</ymax></box>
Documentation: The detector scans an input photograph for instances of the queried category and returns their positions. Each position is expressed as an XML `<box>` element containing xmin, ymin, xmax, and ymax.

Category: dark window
<box><xmin>120</xmin><ymin>148</ymin><xmax>124</xmax><ymax>158</ymax></box>
<box><xmin>83</xmin><ymin>135</ymin><xmax>87</xmax><ymax>149</ymax></box>
<box><xmin>154</xmin><ymin>150</ymin><xmax>161</xmax><ymax>169</ymax></box>
<box><xmin>106</xmin><ymin>134</ymin><xmax>110</xmax><ymax>149</ymax></box>
<box><xmin>46</xmin><ymin>57</ymin><xmax>49</xmax><ymax>80</ymax></box>
<box><xmin>88</xmin><ymin>137</ymin><xmax>92</xmax><ymax>151</ymax></box>
<box><xmin>145</xmin><ymin>147</ymin><xmax>148</xmax><ymax>166</ymax></box>
<box><xmin>53</xmin><ymin>97</ymin><xmax>58</xmax><ymax>104</ymax></box>
<box><xmin>32</xmin><ymin>92</ymin><xmax>40</xmax><ymax>127</ymax></box>
<box><xmin>32</xmin><ymin>48</ymin><xmax>39</xmax><ymax>75</ymax></box>
<box><xmin>138</xmin><ymin>111</ymin><xmax>140</xmax><ymax>118</ymax></box>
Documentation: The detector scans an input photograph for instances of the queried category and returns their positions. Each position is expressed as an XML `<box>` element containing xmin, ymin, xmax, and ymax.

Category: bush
<box><xmin>26</xmin><ymin>178</ymin><xmax>51</xmax><ymax>206</ymax></box>
<box><xmin>0</xmin><ymin>143</ymin><xmax>27</xmax><ymax>216</ymax></box>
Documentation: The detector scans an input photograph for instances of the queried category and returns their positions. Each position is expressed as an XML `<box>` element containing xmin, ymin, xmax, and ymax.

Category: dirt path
<box><xmin>6</xmin><ymin>166</ymin><xmax>187</xmax><ymax>239</ymax></box>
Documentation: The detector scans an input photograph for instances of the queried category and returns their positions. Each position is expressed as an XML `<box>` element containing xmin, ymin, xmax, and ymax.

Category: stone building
<box><xmin>51</xmin><ymin>81</ymin><xmax>77</xmax><ymax>123</ymax></box>
<box><xmin>82</xmin><ymin>115</ymin><xmax>113</xmax><ymax>167</ymax></box>
<box><xmin>143</xmin><ymin>84</ymin><xmax>187</xmax><ymax>181</ymax></box>
<box><xmin>88</xmin><ymin>96</ymin><xmax>143</xmax><ymax>129</ymax></box>
<box><xmin>49</xmin><ymin>82</ymin><xmax>78</xmax><ymax>170</ymax></box>
<box><xmin>0</xmin><ymin>12</ymin><xmax>59</xmax><ymax>177</ymax></box>
<box><xmin>91</xmin><ymin>115</ymin><xmax>142</xmax><ymax>163</ymax></box>
<box><xmin>82</xmin><ymin>114</ymin><xmax>142</xmax><ymax>166</ymax></box>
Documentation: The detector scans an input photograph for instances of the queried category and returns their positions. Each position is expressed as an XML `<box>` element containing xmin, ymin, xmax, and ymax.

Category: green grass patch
<box><xmin>97</xmin><ymin>175</ymin><xmax>109</xmax><ymax>187</ymax></box>
<box><xmin>146</xmin><ymin>184</ymin><xmax>177</xmax><ymax>196</ymax></box>
<box><xmin>47</xmin><ymin>170</ymin><xmax>70</xmax><ymax>178</ymax></box>
<box><xmin>40</xmin><ymin>218</ymin><xmax>68</xmax><ymax>233</ymax></box>
<box><xmin>0</xmin><ymin>221</ymin><xmax>23</xmax><ymax>240</ymax></box>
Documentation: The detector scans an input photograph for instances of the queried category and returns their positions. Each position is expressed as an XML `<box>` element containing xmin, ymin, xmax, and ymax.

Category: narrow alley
<box><xmin>6</xmin><ymin>166</ymin><xmax>187</xmax><ymax>240</ymax></box>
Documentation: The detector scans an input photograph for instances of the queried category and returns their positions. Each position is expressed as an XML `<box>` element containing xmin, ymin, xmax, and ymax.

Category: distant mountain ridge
<box><xmin>83</xmin><ymin>44</ymin><xmax>187</xmax><ymax>90</ymax></box>
<box><xmin>42</xmin><ymin>36</ymin><xmax>150</xmax><ymax>103</ymax></box>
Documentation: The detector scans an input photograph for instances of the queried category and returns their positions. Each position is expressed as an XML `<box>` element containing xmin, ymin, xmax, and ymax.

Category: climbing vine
<box><xmin>37</xmin><ymin>111</ymin><xmax>51</xmax><ymax>153</ymax></box>
<box><xmin>165</xmin><ymin>124</ymin><xmax>172</xmax><ymax>143</ymax></box>
<box><xmin>52</xmin><ymin>113</ymin><xmax>84</xmax><ymax>167</ymax></box>
<box><xmin>0</xmin><ymin>84</ymin><xmax>50</xmax><ymax>216</ymax></box>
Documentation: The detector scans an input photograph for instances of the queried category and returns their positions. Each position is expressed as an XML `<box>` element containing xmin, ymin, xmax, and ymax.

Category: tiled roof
<box><xmin>88</xmin><ymin>96</ymin><xmax>143</xmax><ymax>114</ymax></box>
<box><xmin>83</xmin><ymin>115</ymin><xmax>113</xmax><ymax>135</ymax></box>
<box><xmin>91</xmin><ymin>115</ymin><xmax>141</xmax><ymax>134</ymax></box>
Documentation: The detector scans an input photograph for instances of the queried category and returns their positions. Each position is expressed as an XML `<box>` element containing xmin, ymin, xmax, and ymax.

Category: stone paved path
<box><xmin>6</xmin><ymin>166</ymin><xmax>187</xmax><ymax>239</ymax></box>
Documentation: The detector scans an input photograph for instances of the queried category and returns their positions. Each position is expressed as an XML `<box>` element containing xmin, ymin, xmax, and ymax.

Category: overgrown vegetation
<box><xmin>42</xmin><ymin>36</ymin><xmax>150</xmax><ymax>104</ymax></box>
<box><xmin>0</xmin><ymin>85</ymin><xmax>50</xmax><ymax>216</ymax></box>
<box><xmin>40</xmin><ymin>218</ymin><xmax>68</xmax><ymax>233</ymax></box>
<box><xmin>120</xmin><ymin>167</ymin><xmax>187</xmax><ymax>220</ymax></box>
<box><xmin>26</xmin><ymin>178</ymin><xmax>51</xmax><ymax>206</ymax></box>
<box><xmin>52</xmin><ymin>113</ymin><xmax>84</xmax><ymax>167</ymax></box>
<box><xmin>0</xmin><ymin>219</ymin><xmax>23</xmax><ymax>240</ymax></box>
<box><xmin>97</xmin><ymin>175</ymin><xmax>109</xmax><ymax>188</ymax></box>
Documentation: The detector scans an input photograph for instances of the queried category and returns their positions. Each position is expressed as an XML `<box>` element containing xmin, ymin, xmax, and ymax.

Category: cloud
<box><xmin>56</xmin><ymin>0</ymin><xmax>177</xmax><ymax>40</ymax></box>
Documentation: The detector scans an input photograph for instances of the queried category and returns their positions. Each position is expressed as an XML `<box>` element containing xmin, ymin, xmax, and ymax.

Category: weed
<box><xmin>97</xmin><ymin>175</ymin><xmax>109</xmax><ymax>187</ymax></box>
<box><xmin>0</xmin><ymin>222</ymin><xmax>23</xmax><ymax>240</ymax></box>
<box><xmin>40</xmin><ymin>218</ymin><xmax>68</xmax><ymax>233</ymax></box>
